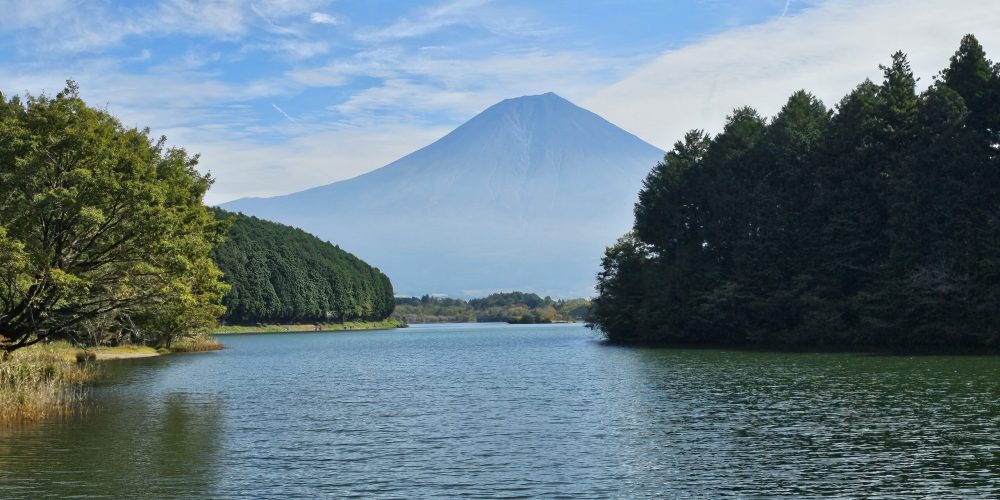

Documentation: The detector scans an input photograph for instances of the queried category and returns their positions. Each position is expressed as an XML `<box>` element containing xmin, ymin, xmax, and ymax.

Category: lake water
<box><xmin>1</xmin><ymin>323</ymin><xmax>998</xmax><ymax>498</ymax></box>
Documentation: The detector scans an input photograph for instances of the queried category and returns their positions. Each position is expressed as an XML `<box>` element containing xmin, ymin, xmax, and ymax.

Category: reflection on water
<box><xmin>0</xmin><ymin>324</ymin><xmax>998</xmax><ymax>498</ymax></box>
<box><xmin>0</xmin><ymin>358</ymin><xmax>224</xmax><ymax>498</ymax></box>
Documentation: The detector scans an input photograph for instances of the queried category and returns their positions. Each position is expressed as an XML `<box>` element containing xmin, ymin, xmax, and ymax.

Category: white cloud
<box><xmin>586</xmin><ymin>0</ymin><xmax>1000</xmax><ymax>149</ymax></box>
<box><xmin>0</xmin><ymin>0</ymin><xmax>247</xmax><ymax>53</ymax></box>
<box><xmin>157</xmin><ymin>0</ymin><xmax>248</xmax><ymax>36</ymax></box>
<box><xmin>0</xmin><ymin>60</ymin><xmax>290</xmax><ymax>139</ymax></box>
<box><xmin>193</xmin><ymin>124</ymin><xmax>452</xmax><ymax>204</ymax></box>
<box><xmin>250</xmin><ymin>2</ymin><xmax>300</xmax><ymax>36</ymax></box>
<box><xmin>360</xmin><ymin>0</ymin><xmax>493</xmax><ymax>41</ymax></box>
<box><xmin>0</xmin><ymin>0</ymin><xmax>336</xmax><ymax>54</ymax></box>
<box><xmin>780</xmin><ymin>0</ymin><xmax>792</xmax><ymax>17</ymax></box>
<box><xmin>1</xmin><ymin>0</ymin><xmax>71</xmax><ymax>28</ymax></box>
<box><xmin>289</xmin><ymin>47</ymin><xmax>638</xmax><ymax>124</ymax></box>
<box><xmin>271</xmin><ymin>103</ymin><xmax>297</xmax><ymax>122</ymax></box>
<box><xmin>251</xmin><ymin>0</ymin><xmax>330</xmax><ymax>18</ymax></box>
<box><xmin>357</xmin><ymin>0</ymin><xmax>546</xmax><ymax>42</ymax></box>
<box><xmin>286</xmin><ymin>47</ymin><xmax>405</xmax><ymax>87</ymax></box>
<box><xmin>244</xmin><ymin>39</ymin><xmax>330</xmax><ymax>59</ymax></box>
<box><xmin>310</xmin><ymin>12</ymin><xmax>339</xmax><ymax>25</ymax></box>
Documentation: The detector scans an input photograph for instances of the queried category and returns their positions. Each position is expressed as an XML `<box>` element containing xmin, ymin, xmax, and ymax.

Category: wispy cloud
<box><xmin>290</xmin><ymin>47</ymin><xmax>638</xmax><ymax>124</ymax></box>
<box><xmin>271</xmin><ymin>103</ymin><xmax>297</xmax><ymax>122</ymax></box>
<box><xmin>0</xmin><ymin>0</ymin><xmax>336</xmax><ymax>54</ymax></box>
<box><xmin>250</xmin><ymin>2</ymin><xmax>300</xmax><ymax>36</ymax></box>
<box><xmin>310</xmin><ymin>12</ymin><xmax>339</xmax><ymax>25</ymax></box>
<box><xmin>245</xmin><ymin>39</ymin><xmax>330</xmax><ymax>59</ymax></box>
<box><xmin>360</xmin><ymin>0</ymin><xmax>493</xmax><ymax>41</ymax></box>
<box><xmin>193</xmin><ymin>124</ymin><xmax>452</xmax><ymax>204</ymax></box>
<box><xmin>588</xmin><ymin>0</ymin><xmax>1000</xmax><ymax>148</ymax></box>
<box><xmin>357</xmin><ymin>0</ymin><xmax>547</xmax><ymax>42</ymax></box>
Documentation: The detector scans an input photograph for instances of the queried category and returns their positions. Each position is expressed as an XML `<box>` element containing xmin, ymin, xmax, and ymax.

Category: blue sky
<box><xmin>1</xmin><ymin>0</ymin><xmax>997</xmax><ymax>203</ymax></box>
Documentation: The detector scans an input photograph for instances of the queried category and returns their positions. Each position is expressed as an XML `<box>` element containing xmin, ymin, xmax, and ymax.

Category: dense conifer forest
<box><xmin>212</xmin><ymin>210</ymin><xmax>395</xmax><ymax>325</ymax></box>
<box><xmin>591</xmin><ymin>36</ymin><xmax>1000</xmax><ymax>349</ymax></box>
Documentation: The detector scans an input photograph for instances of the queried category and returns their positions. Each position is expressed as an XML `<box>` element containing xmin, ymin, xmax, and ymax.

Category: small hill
<box><xmin>211</xmin><ymin>209</ymin><xmax>394</xmax><ymax>325</ymax></box>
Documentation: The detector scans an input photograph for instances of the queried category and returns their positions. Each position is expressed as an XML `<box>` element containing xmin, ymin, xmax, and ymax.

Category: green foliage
<box><xmin>392</xmin><ymin>292</ymin><xmax>590</xmax><ymax>324</ymax></box>
<box><xmin>591</xmin><ymin>35</ymin><xmax>1000</xmax><ymax>349</ymax></box>
<box><xmin>211</xmin><ymin>210</ymin><xmax>395</xmax><ymax>324</ymax></box>
<box><xmin>0</xmin><ymin>82</ymin><xmax>229</xmax><ymax>352</ymax></box>
<box><xmin>393</xmin><ymin>295</ymin><xmax>476</xmax><ymax>323</ymax></box>
<box><xmin>212</xmin><ymin>319</ymin><xmax>405</xmax><ymax>334</ymax></box>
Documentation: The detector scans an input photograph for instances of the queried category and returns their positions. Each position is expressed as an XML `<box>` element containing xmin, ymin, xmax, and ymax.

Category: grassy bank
<box><xmin>213</xmin><ymin>319</ymin><xmax>406</xmax><ymax>334</ymax></box>
<box><xmin>0</xmin><ymin>335</ymin><xmax>223</xmax><ymax>423</ymax></box>
<box><xmin>168</xmin><ymin>334</ymin><xmax>224</xmax><ymax>353</ymax></box>
<box><xmin>0</xmin><ymin>342</ymin><xmax>98</xmax><ymax>423</ymax></box>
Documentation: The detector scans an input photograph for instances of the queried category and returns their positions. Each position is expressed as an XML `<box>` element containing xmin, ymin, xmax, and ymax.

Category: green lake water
<box><xmin>1</xmin><ymin>323</ymin><xmax>998</xmax><ymax>497</ymax></box>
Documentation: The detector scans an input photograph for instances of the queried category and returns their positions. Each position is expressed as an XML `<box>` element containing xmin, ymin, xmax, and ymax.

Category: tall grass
<box><xmin>169</xmin><ymin>334</ymin><xmax>223</xmax><ymax>353</ymax></box>
<box><xmin>0</xmin><ymin>342</ymin><xmax>98</xmax><ymax>423</ymax></box>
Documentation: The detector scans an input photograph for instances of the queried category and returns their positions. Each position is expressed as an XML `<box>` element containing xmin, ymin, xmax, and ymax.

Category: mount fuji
<box><xmin>221</xmin><ymin>93</ymin><xmax>664</xmax><ymax>297</ymax></box>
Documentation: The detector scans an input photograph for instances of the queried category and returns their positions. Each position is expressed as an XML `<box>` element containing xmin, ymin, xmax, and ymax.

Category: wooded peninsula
<box><xmin>591</xmin><ymin>36</ymin><xmax>1000</xmax><ymax>350</ymax></box>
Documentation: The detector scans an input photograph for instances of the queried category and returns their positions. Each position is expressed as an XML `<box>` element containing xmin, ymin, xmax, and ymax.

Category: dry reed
<box><xmin>0</xmin><ymin>342</ymin><xmax>97</xmax><ymax>423</ymax></box>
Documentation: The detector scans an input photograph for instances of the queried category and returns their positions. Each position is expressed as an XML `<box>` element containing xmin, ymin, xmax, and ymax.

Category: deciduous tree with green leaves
<box><xmin>0</xmin><ymin>82</ymin><xmax>229</xmax><ymax>353</ymax></box>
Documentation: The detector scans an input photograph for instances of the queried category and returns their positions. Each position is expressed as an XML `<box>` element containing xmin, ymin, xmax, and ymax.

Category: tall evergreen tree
<box><xmin>592</xmin><ymin>36</ymin><xmax>1000</xmax><ymax>349</ymax></box>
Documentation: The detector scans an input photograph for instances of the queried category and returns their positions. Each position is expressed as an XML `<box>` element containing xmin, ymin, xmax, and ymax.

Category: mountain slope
<box><xmin>222</xmin><ymin>93</ymin><xmax>664</xmax><ymax>297</ymax></box>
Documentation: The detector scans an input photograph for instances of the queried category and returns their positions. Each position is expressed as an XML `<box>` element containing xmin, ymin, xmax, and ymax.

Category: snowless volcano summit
<box><xmin>222</xmin><ymin>92</ymin><xmax>665</xmax><ymax>297</ymax></box>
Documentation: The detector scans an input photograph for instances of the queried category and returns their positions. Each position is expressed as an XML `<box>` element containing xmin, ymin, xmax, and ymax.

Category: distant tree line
<box><xmin>393</xmin><ymin>296</ymin><xmax>476</xmax><ymax>323</ymax></box>
<box><xmin>211</xmin><ymin>210</ymin><xmax>395</xmax><ymax>325</ymax></box>
<box><xmin>591</xmin><ymin>36</ymin><xmax>1000</xmax><ymax>349</ymax></box>
<box><xmin>393</xmin><ymin>292</ymin><xmax>590</xmax><ymax>324</ymax></box>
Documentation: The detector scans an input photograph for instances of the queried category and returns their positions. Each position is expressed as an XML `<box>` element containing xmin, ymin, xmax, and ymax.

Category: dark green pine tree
<box><xmin>738</xmin><ymin>91</ymin><xmax>830</xmax><ymax>344</ymax></box>
<box><xmin>591</xmin><ymin>36</ymin><xmax>1000</xmax><ymax>349</ymax></box>
<box><xmin>808</xmin><ymin>80</ymin><xmax>886</xmax><ymax>342</ymax></box>
<box><xmin>631</xmin><ymin>130</ymin><xmax>712</xmax><ymax>343</ymax></box>
<box><xmin>942</xmin><ymin>34</ymin><xmax>996</xmax><ymax>136</ymax></box>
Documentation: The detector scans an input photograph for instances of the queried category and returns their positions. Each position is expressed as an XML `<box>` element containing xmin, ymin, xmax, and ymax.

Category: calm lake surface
<box><xmin>1</xmin><ymin>323</ymin><xmax>998</xmax><ymax>498</ymax></box>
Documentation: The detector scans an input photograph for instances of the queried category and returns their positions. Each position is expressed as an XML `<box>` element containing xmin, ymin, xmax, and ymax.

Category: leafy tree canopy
<box><xmin>0</xmin><ymin>82</ymin><xmax>228</xmax><ymax>352</ymax></box>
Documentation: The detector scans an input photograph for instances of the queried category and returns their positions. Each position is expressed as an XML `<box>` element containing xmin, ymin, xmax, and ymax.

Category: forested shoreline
<box><xmin>0</xmin><ymin>85</ymin><xmax>398</xmax><ymax>421</ymax></box>
<box><xmin>392</xmin><ymin>292</ymin><xmax>589</xmax><ymax>324</ymax></box>
<box><xmin>591</xmin><ymin>36</ymin><xmax>1000</xmax><ymax>349</ymax></box>
<box><xmin>0</xmin><ymin>84</ymin><xmax>397</xmax><ymax>355</ymax></box>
